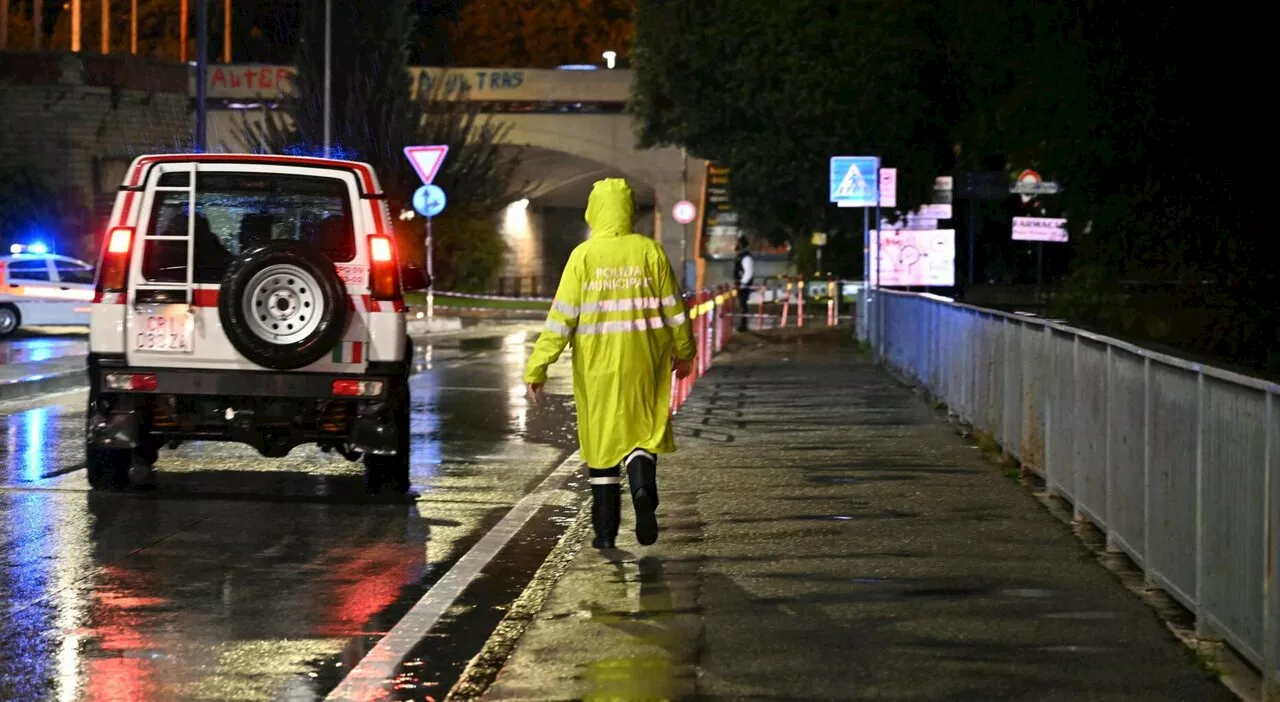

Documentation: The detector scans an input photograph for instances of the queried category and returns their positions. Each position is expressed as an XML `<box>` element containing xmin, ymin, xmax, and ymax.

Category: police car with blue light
<box><xmin>0</xmin><ymin>242</ymin><xmax>96</xmax><ymax>337</ymax></box>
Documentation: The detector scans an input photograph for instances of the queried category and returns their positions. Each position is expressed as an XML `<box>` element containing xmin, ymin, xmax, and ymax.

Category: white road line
<box><xmin>324</xmin><ymin>451</ymin><xmax>583</xmax><ymax>701</ymax></box>
<box><xmin>0</xmin><ymin>386</ymin><xmax>87</xmax><ymax>411</ymax></box>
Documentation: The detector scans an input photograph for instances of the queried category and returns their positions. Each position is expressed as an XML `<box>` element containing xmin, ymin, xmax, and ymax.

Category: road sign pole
<box><xmin>863</xmin><ymin>205</ymin><xmax>870</xmax><ymax>343</ymax></box>
<box><xmin>1036</xmin><ymin>241</ymin><xmax>1044</xmax><ymax>293</ymax></box>
<box><xmin>863</xmin><ymin>206</ymin><xmax>869</xmax><ymax>290</ymax></box>
<box><xmin>968</xmin><ymin>197</ymin><xmax>976</xmax><ymax>285</ymax></box>
<box><xmin>425</xmin><ymin>215</ymin><xmax>434</xmax><ymax>323</ymax></box>
<box><xmin>874</xmin><ymin>198</ymin><xmax>881</xmax><ymax>349</ymax></box>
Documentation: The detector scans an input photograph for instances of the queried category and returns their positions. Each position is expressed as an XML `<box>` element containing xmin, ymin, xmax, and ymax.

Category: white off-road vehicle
<box><xmin>87</xmin><ymin>154</ymin><xmax>427</xmax><ymax>493</ymax></box>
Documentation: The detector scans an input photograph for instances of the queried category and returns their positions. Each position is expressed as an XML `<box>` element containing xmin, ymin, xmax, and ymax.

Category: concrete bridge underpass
<box><xmin>202</xmin><ymin>65</ymin><xmax>723</xmax><ymax>293</ymax></box>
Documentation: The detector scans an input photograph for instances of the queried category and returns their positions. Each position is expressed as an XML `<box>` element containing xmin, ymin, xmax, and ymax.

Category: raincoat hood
<box><xmin>584</xmin><ymin>178</ymin><xmax>634</xmax><ymax>238</ymax></box>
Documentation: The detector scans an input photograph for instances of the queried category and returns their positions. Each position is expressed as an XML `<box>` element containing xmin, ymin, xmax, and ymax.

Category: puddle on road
<box><xmin>791</xmin><ymin>511</ymin><xmax>916</xmax><ymax>521</ymax></box>
<box><xmin>581</xmin><ymin>655</ymin><xmax>683</xmax><ymax>701</ymax></box>
<box><xmin>1035</xmin><ymin>644</ymin><xmax>1122</xmax><ymax>654</ymax></box>
<box><xmin>458</xmin><ymin>337</ymin><xmax>505</xmax><ymax>352</ymax></box>
<box><xmin>1041</xmin><ymin>610</ymin><xmax>1122</xmax><ymax>620</ymax></box>
<box><xmin>998</xmin><ymin>588</ymin><xmax>1057</xmax><ymax>598</ymax></box>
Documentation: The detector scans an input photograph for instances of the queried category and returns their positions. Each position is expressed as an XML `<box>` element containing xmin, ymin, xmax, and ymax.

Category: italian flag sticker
<box><xmin>332</xmin><ymin>341</ymin><xmax>364</xmax><ymax>364</ymax></box>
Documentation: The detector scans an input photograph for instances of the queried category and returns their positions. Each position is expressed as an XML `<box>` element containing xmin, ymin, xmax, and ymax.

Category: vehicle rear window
<box><xmin>141</xmin><ymin>172</ymin><xmax>355</xmax><ymax>285</ymax></box>
<box><xmin>6</xmin><ymin>259</ymin><xmax>51</xmax><ymax>282</ymax></box>
<box><xmin>56</xmin><ymin>261</ymin><xmax>95</xmax><ymax>285</ymax></box>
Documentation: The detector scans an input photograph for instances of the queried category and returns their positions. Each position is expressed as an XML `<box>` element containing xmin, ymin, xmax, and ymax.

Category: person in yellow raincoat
<box><xmin>524</xmin><ymin>178</ymin><xmax>697</xmax><ymax>549</ymax></box>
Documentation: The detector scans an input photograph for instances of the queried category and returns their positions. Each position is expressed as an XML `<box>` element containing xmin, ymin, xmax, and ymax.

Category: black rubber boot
<box><xmin>626</xmin><ymin>450</ymin><xmax>660</xmax><ymax>546</ymax></box>
<box><xmin>589</xmin><ymin>467</ymin><xmax>621</xmax><ymax>549</ymax></box>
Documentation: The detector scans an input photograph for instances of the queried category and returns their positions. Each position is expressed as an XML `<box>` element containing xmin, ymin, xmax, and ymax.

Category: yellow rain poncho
<box><xmin>524</xmin><ymin>178</ymin><xmax>697</xmax><ymax>469</ymax></box>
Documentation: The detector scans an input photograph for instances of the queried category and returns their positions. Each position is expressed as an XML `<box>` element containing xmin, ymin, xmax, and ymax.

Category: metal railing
<box><xmin>869</xmin><ymin>289</ymin><xmax>1279</xmax><ymax>698</ymax></box>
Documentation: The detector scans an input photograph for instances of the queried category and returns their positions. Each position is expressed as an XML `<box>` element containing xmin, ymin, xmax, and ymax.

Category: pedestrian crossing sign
<box><xmin>830</xmin><ymin>156</ymin><xmax>880</xmax><ymax>206</ymax></box>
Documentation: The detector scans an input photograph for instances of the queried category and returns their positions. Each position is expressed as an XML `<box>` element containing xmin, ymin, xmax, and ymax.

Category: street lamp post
<box><xmin>195</xmin><ymin>0</ymin><xmax>208</xmax><ymax>151</ymax></box>
<box><xmin>223</xmin><ymin>0</ymin><xmax>231</xmax><ymax>62</ymax></box>
<box><xmin>32</xmin><ymin>0</ymin><xmax>41</xmax><ymax>49</ymax></box>
<box><xmin>71</xmin><ymin>0</ymin><xmax>80</xmax><ymax>52</ymax></box>
<box><xmin>101</xmin><ymin>0</ymin><xmax>110</xmax><ymax>54</ymax></box>
<box><xmin>322</xmin><ymin>0</ymin><xmax>332</xmax><ymax>158</ymax></box>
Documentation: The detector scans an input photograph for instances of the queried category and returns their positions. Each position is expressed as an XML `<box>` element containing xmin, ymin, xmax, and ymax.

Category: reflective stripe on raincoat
<box><xmin>523</xmin><ymin>178</ymin><xmax>697</xmax><ymax>469</ymax></box>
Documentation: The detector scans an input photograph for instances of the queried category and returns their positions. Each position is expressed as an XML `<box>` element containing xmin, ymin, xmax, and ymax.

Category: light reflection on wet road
<box><xmin>0</xmin><ymin>334</ymin><xmax>88</xmax><ymax>366</ymax></box>
<box><xmin>0</xmin><ymin>330</ymin><xmax>579</xmax><ymax>701</ymax></box>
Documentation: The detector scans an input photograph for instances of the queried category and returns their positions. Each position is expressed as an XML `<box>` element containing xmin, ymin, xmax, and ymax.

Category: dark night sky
<box><xmin>233</xmin><ymin>0</ymin><xmax>462</xmax><ymax>64</ymax></box>
<box><xmin>234</xmin><ymin>0</ymin><xmax>461</xmax><ymax>64</ymax></box>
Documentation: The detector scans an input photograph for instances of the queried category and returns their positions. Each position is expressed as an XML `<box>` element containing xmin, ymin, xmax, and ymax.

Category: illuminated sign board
<box><xmin>869</xmin><ymin>229</ymin><xmax>956</xmax><ymax>287</ymax></box>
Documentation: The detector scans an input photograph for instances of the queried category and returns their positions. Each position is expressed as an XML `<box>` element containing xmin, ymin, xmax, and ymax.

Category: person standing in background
<box><xmin>734</xmin><ymin>235</ymin><xmax>754</xmax><ymax>332</ymax></box>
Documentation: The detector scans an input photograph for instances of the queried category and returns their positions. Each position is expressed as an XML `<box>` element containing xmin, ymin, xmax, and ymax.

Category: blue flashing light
<box><xmin>556</xmin><ymin>64</ymin><xmax>599</xmax><ymax>71</ymax></box>
<box><xmin>281</xmin><ymin>143</ymin><xmax>359</xmax><ymax>161</ymax></box>
<box><xmin>28</xmin><ymin>242</ymin><xmax>48</xmax><ymax>255</ymax></box>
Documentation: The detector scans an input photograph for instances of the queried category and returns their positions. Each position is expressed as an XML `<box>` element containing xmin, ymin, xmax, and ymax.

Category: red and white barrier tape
<box><xmin>431</xmin><ymin>290</ymin><xmax>554</xmax><ymax>303</ymax></box>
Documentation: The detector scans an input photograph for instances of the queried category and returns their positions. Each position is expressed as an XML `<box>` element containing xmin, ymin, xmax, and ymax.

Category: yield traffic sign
<box><xmin>404</xmin><ymin>145</ymin><xmax>449</xmax><ymax>184</ymax></box>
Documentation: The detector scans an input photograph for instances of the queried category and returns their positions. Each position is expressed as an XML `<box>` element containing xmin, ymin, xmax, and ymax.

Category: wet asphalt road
<box><xmin>0</xmin><ymin>330</ymin><xmax>581</xmax><ymax>701</ymax></box>
<box><xmin>0</xmin><ymin>334</ymin><xmax>88</xmax><ymax>365</ymax></box>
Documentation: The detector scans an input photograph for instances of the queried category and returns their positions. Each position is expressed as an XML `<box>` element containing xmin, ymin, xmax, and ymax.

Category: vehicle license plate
<box><xmin>135</xmin><ymin>313</ymin><xmax>194</xmax><ymax>353</ymax></box>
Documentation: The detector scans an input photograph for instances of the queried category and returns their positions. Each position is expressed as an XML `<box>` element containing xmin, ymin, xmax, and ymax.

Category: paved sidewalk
<box><xmin>477</xmin><ymin>330</ymin><xmax>1235</xmax><ymax>701</ymax></box>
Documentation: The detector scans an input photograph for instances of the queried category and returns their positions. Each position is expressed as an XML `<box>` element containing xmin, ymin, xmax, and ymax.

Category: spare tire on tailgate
<box><xmin>218</xmin><ymin>241</ymin><xmax>349</xmax><ymax>370</ymax></box>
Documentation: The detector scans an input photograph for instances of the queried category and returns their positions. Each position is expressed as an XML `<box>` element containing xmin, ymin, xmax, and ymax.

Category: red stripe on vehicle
<box><xmin>117</xmin><ymin>191</ymin><xmax>136</xmax><ymax>226</ymax></box>
<box><xmin>193</xmin><ymin>289</ymin><xmax>219</xmax><ymax>307</ymax></box>
<box><xmin>129</xmin><ymin>154</ymin><xmax>376</xmax><ymax>191</ymax></box>
<box><xmin>392</xmin><ymin>299</ymin><xmax>406</xmax><ymax>312</ymax></box>
<box><xmin>360</xmin><ymin>294</ymin><xmax>380</xmax><ymax>312</ymax></box>
<box><xmin>347</xmin><ymin>296</ymin><xmax>357</xmax><ymax>312</ymax></box>
<box><xmin>94</xmin><ymin>292</ymin><xmax>124</xmax><ymax>304</ymax></box>
<box><xmin>352</xmin><ymin>341</ymin><xmax>363</xmax><ymax>364</ymax></box>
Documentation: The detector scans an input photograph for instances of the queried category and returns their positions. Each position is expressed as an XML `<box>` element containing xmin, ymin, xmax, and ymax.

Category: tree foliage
<box><xmin>631</xmin><ymin>0</ymin><xmax>947</xmax><ymax>254</ymax></box>
<box><xmin>235</xmin><ymin>0</ymin><xmax>529</xmax><ymax>291</ymax></box>
<box><xmin>238</xmin><ymin>1</ymin><xmax>527</xmax><ymax>215</ymax></box>
<box><xmin>421</xmin><ymin>216</ymin><xmax>507</xmax><ymax>293</ymax></box>
<box><xmin>452</xmin><ymin>0</ymin><xmax>633</xmax><ymax>67</ymax></box>
<box><xmin>632</xmin><ymin>0</ymin><xmax>1271</xmax><ymax>369</ymax></box>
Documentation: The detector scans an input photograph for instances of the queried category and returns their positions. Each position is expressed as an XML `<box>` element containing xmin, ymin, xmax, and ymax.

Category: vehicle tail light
<box><xmin>370</xmin><ymin>235</ymin><xmax>393</xmax><ymax>263</ymax></box>
<box><xmin>95</xmin><ymin>226</ymin><xmax>134</xmax><ymax>301</ymax></box>
<box><xmin>107</xmin><ymin>227</ymin><xmax>132</xmax><ymax>254</ymax></box>
<box><xmin>368</xmin><ymin>235</ymin><xmax>400</xmax><ymax>300</ymax></box>
<box><xmin>104</xmin><ymin>372</ymin><xmax>158</xmax><ymax>392</ymax></box>
<box><xmin>332</xmin><ymin>379</ymin><xmax>385</xmax><ymax>397</ymax></box>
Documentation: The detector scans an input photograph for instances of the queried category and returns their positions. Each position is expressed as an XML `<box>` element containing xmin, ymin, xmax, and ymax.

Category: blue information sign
<box><xmin>829</xmin><ymin>156</ymin><xmax>880</xmax><ymax>206</ymax></box>
<box><xmin>413</xmin><ymin>184</ymin><xmax>446</xmax><ymax>217</ymax></box>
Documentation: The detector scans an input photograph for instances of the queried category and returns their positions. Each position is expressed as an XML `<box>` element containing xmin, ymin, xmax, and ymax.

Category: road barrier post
<box><xmin>757</xmin><ymin>281</ymin><xmax>766</xmax><ymax>331</ymax></box>
<box><xmin>798</xmin><ymin>277</ymin><xmax>805</xmax><ymax>328</ymax></box>
<box><xmin>781</xmin><ymin>279</ymin><xmax>792</xmax><ymax>328</ymax></box>
<box><xmin>827</xmin><ymin>277</ymin><xmax>837</xmax><ymax>326</ymax></box>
